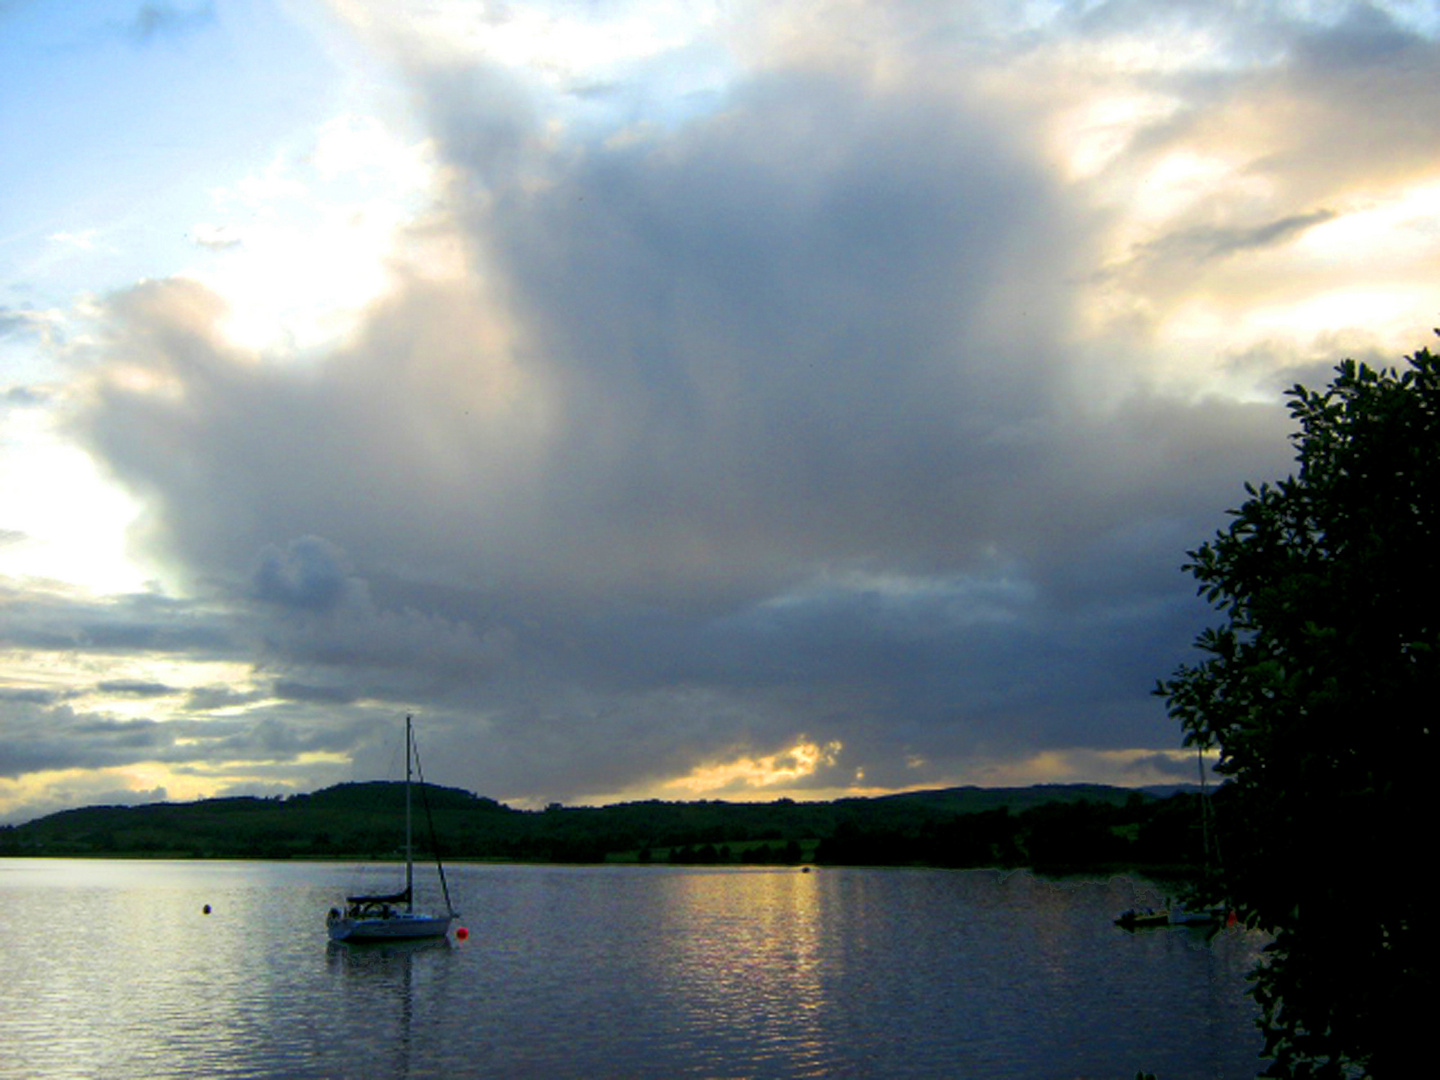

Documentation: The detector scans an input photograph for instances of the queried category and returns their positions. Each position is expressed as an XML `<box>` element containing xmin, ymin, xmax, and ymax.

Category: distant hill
<box><xmin>0</xmin><ymin>781</ymin><xmax>1219</xmax><ymax>874</ymax></box>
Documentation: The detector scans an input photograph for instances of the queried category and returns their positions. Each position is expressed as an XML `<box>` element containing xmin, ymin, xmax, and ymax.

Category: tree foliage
<box><xmin>1158</xmin><ymin>339</ymin><xmax>1439</xmax><ymax>1077</ymax></box>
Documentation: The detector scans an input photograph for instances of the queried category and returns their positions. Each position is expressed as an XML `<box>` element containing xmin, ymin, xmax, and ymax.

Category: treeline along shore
<box><xmin>1</xmin><ymin>782</ymin><xmax>1224</xmax><ymax>877</ymax></box>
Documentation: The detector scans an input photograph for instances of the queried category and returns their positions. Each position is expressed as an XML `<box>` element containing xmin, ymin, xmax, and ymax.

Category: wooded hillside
<box><xmin>1</xmin><ymin>782</ymin><xmax>1215</xmax><ymax>875</ymax></box>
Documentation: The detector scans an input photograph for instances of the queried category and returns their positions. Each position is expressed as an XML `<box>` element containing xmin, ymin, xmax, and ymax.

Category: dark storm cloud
<box><xmin>42</xmin><ymin>0</ymin><xmax>1433</xmax><ymax>806</ymax></box>
<box><xmin>74</xmin><ymin>85</ymin><xmax>1087</xmax><ymax>604</ymax></box>
<box><xmin>252</xmin><ymin>536</ymin><xmax>363</xmax><ymax>614</ymax></box>
<box><xmin>270</xmin><ymin>680</ymin><xmax>360</xmax><ymax>705</ymax></box>
<box><xmin>0</xmin><ymin>582</ymin><xmax>235</xmax><ymax>656</ymax></box>
<box><xmin>0</xmin><ymin>706</ymin><xmax>171</xmax><ymax>778</ymax></box>
<box><xmin>95</xmin><ymin>679</ymin><xmax>176</xmax><ymax>697</ymax></box>
<box><xmin>0</xmin><ymin>686</ymin><xmax>63</xmax><ymax>706</ymax></box>
<box><xmin>402</xmin><ymin>65</ymin><xmax>1094</xmax><ymax>597</ymax></box>
<box><xmin>0</xmin><ymin>690</ymin><xmax>377</xmax><ymax>783</ymax></box>
<box><xmin>183</xmin><ymin>713</ymin><xmax>365</xmax><ymax>759</ymax></box>
<box><xmin>184</xmin><ymin>685</ymin><xmax>266</xmax><ymax>711</ymax></box>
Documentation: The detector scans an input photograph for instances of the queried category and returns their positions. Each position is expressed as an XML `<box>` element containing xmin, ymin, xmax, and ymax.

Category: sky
<box><xmin>2</xmin><ymin>0</ymin><xmax>1438</xmax><ymax>824</ymax></box>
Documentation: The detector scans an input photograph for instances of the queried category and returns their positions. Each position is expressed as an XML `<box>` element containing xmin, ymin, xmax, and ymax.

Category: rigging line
<box><xmin>410</xmin><ymin>732</ymin><xmax>456</xmax><ymax>916</ymax></box>
<box><xmin>1197</xmin><ymin>743</ymin><xmax>1227</xmax><ymax>905</ymax></box>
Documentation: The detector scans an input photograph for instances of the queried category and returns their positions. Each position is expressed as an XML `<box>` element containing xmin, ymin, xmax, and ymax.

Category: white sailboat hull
<box><xmin>328</xmin><ymin>911</ymin><xmax>455</xmax><ymax>942</ymax></box>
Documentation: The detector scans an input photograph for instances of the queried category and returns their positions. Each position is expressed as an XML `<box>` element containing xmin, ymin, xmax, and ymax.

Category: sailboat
<box><xmin>327</xmin><ymin>715</ymin><xmax>458</xmax><ymax>942</ymax></box>
<box><xmin>1114</xmin><ymin>748</ymin><xmax>1229</xmax><ymax>930</ymax></box>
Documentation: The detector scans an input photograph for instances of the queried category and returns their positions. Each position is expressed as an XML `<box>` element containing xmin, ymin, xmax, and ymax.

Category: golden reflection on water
<box><xmin>0</xmin><ymin>860</ymin><xmax>1268</xmax><ymax>1079</ymax></box>
<box><xmin>651</xmin><ymin>868</ymin><xmax>830</xmax><ymax>1073</ymax></box>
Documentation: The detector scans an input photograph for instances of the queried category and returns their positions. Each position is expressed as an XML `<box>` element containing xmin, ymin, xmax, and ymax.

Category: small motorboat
<box><xmin>1114</xmin><ymin>905</ymin><xmax>1170</xmax><ymax>929</ymax></box>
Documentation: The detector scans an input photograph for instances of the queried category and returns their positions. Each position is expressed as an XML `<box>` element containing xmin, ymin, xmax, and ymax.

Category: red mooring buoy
<box><xmin>455</xmin><ymin>926</ymin><xmax>469</xmax><ymax>941</ymax></box>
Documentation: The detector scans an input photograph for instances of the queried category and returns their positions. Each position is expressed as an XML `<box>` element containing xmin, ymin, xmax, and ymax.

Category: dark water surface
<box><xmin>0</xmin><ymin>860</ymin><xmax>1265</xmax><ymax>1078</ymax></box>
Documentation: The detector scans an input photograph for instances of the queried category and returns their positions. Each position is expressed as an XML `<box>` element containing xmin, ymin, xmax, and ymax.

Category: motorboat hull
<box><xmin>1114</xmin><ymin>907</ymin><xmax>1169</xmax><ymax>929</ymax></box>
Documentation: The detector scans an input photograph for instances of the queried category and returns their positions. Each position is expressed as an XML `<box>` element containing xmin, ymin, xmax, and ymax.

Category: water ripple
<box><xmin>0</xmin><ymin>861</ymin><xmax>1264</xmax><ymax>1079</ymax></box>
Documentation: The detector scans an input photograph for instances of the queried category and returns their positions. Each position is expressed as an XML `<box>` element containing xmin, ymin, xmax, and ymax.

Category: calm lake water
<box><xmin>0</xmin><ymin>860</ymin><xmax>1265</xmax><ymax>1079</ymax></box>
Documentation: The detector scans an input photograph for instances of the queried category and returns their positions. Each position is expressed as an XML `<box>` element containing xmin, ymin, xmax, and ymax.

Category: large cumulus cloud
<box><xmin>28</xmin><ymin>0</ymin><xmax>1435</xmax><ymax>808</ymax></box>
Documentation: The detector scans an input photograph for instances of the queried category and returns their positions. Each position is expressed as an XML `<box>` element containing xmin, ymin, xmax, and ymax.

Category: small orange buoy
<box><xmin>455</xmin><ymin>926</ymin><xmax>469</xmax><ymax>940</ymax></box>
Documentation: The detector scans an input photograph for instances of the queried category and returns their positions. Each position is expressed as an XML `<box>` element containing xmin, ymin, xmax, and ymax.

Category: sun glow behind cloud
<box><xmin>189</xmin><ymin>115</ymin><xmax>440</xmax><ymax>355</ymax></box>
<box><xmin>663</xmin><ymin>739</ymin><xmax>844</xmax><ymax>798</ymax></box>
<box><xmin>0</xmin><ymin>410</ymin><xmax>145</xmax><ymax>594</ymax></box>
<box><xmin>1138</xmin><ymin>174</ymin><xmax>1440</xmax><ymax>385</ymax></box>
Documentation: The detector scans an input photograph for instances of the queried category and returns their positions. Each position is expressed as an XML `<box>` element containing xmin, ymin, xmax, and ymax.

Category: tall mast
<box><xmin>405</xmin><ymin>714</ymin><xmax>414</xmax><ymax>913</ymax></box>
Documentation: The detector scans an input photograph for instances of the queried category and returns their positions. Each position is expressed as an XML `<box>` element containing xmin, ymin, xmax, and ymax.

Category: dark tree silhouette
<box><xmin>1158</xmin><ymin>338</ymin><xmax>1439</xmax><ymax>1077</ymax></box>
